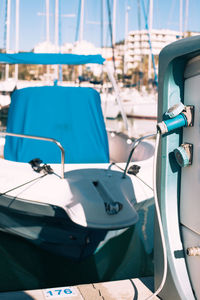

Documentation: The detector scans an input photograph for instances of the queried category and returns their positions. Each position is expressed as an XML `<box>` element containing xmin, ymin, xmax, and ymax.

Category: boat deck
<box><xmin>0</xmin><ymin>277</ymin><xmax>160</xmax><ymax>299</ymax></box>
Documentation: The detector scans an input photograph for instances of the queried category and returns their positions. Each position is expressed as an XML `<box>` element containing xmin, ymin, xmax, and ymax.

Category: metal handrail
<box><xmin>0</xmin><ymin>131</ymin><xmax>65</xmax><ymax>179</ymax></box>
<box><xmin>122</xmin><ymin>133</ymin><xmax>157</xmax><ymax>178</ymax></box>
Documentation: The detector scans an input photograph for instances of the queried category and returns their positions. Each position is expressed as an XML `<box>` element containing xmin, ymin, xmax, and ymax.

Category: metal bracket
<box><xmin>182</xmin><ymin>105</ymin><xmax>195</xmax><ymax>127</ymax></box>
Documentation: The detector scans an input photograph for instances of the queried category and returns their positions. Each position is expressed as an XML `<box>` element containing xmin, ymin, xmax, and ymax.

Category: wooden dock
<box><xmin>0</xmin><ymin>277</ymin><xmax>160</xmax><ymax>300</ymax></box>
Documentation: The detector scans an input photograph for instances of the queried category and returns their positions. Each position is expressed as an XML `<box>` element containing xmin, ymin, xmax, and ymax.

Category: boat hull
<box><xmin>0</xmin><ymin>199</ymin><xmax>114</xmax><ymax>260</ymax></box>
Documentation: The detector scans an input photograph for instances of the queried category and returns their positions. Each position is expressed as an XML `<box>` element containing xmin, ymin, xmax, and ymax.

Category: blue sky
<box><xmin>0</xmin><ymin>0</ymin><xmax>200</xmax><ymax>51</ymax></box>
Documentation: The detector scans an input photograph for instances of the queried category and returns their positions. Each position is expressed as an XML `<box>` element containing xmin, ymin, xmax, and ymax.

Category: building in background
<box><xmin>33</xmin><ymin>40</ymin><xmax>114</xmax><ymax>78</ymax></box>
<box><xmin>125</xmin><ymin>29</ymin><xmax>200</xmax><ymax>71</ymax></box>
<box><xmin>31</xmin><ymin>29</ymin><xmax>200</xmax><ymax>84</ymax></box>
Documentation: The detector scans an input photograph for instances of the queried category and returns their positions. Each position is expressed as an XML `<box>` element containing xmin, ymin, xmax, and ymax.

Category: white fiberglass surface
<box><xmin>180</xmin><ymin>63</ymin><xmax>200</xmax><ymax>299</ymax></box>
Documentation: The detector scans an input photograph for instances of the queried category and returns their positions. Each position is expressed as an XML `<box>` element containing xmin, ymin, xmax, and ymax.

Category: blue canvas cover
<box><xmin>4</xmin><ymin>86</ymin><xmax>109</xmax><ymax>164</ymax></box>
<box><xmin>0</xmin><ymin>53</ymin><xmax>105</xmax><ymax>65</ymax></box>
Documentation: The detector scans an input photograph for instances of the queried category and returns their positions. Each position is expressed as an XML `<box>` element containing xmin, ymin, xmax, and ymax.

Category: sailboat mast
<box><xmin>100</xmin><ymin>0</ymin><xmax>104</xmax><ymax>48</ymax></box>
<box><xmin>184</xmin><ymin>0</ymin><xmax>189</xmax><ymax>34</ymax></box>
<box><xmin>124</xmin><ymin>4</ymin><xmax>130</xmax><ymax>75</ymax></box>
<box><xmin>54</xmin><ymin>0</ymin><xmax>59</xmax><ymax>79</ymax></box>
<box><xmin>179</xmin><ymin>0</ymin><xmax>183</xmax><ymax>36</ymax></box>
<box><xmin>112</xmin><ymin>0</ymin><xmax>116</xmax><ymax>46</ymax></box>
<box><xmin>5</xmin><ymin>0</ymin><xmax>11</xmax><ymax>80</ymax></box>
<box><xmin>79</xmin><ymin>0</ymin><xmax>84</xmax><ymax>42</ymax></box>
<box><xmin>15</xmin><ymin>0</ymin><xmax>19</xmax><ymax>82</ymax></box>
<box><xmin>78</xmin><ymin>0</ymin><xmax>84</xmax><ymax>77</ymax></box>
<box><xmin>148</xmin><ymin>0</ymin><xmax>153</xmax><ymax>80</ymax></box>
<box><xmin>46</xmin><ymin>0</ymin><xmax>50</xmax><ymax>42</ymax></box>
<box><xmin>46</xmin><ymin>0</ymin><xmax>50</xmax><ymax>81</ymax></box>
<box><xmin>58</xmin><ymin>0</ymin><xmax>62</xmax><ymax>81</ymax></box>
<box><xmin>6</xmin><ymin>0</ymin><xmax>11</xmax><ymax>53</ymax></box>
<box><xmin>55</xmin><ymin>0</ymin><xmax>59</xmax><ymax>49</ymax></box>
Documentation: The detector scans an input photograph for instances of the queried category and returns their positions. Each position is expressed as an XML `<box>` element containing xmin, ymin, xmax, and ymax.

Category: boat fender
<box><xmin>29</xmin><ymin>158</ymin><xmax>54</xmax><ymax>175</ymax></box>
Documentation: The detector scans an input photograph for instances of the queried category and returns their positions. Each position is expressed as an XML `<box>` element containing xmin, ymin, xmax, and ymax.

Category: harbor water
<box><xmin>0</xmin><ymin>199</ymin><xmax>154</xmax><ymax>292</ymax></box>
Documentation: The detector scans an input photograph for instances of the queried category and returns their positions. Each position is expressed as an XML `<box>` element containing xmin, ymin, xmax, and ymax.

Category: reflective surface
<box><xmin>0</xmin><ymin>199</ymin><xmax>154</xmax><ymax>292</ymax></box>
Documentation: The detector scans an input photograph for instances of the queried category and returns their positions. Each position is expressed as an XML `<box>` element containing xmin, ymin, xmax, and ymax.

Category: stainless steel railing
<box><xmin>0</xmin><ymin>131</ymin><xmax>65</xmax><ymax>179</ymax></box>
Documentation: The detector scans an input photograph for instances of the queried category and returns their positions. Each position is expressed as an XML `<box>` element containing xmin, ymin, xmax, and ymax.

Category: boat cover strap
<box><xmin>4</xmin><ymin>86</ymin><xmax>109</xmax><ymax>164</ymax></box>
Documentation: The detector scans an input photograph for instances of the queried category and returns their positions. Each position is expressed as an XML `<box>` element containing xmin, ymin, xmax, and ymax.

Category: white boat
<box><xmin>101</xmin><ymin>87</ymin><xmax>157</xmax><ymax>120</ymax></box>
<box><xmin>0</xmin><ymin>52</ymin><xmax>154</xmax><ymax>261</ymax></box>
<box><xmin>0</xmin><ymin>80</ymin><xmax>16</xmax><ymax>114</ymax></box>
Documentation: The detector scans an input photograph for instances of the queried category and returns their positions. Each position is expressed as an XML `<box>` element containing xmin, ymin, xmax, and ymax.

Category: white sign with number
<box><xmin>43</xmin><ymin>286</ymin><xmax>78</xmax><ymax>298</ymax></box>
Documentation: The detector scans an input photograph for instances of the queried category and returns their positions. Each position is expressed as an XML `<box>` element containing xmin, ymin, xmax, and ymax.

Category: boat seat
<box><xmin>4</xmin><ymin>86</ymin><xmax>109</xmax><ymax>164</ymax></box>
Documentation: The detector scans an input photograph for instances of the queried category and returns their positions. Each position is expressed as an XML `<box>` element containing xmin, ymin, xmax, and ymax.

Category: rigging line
<box><xmin>141</xmin><ymin>0</ymin><xmax>158</xmax><ymax>86</ymax></box>
<box><xmin>134</xmin><ymin>174</ymin><xmax>153</xmax><ymax>191</ymax></box>
<box><xmin>106</xmin><ymin>0</ymin><xmax>116</xmax><ymax>74</ymax></box>
<box><xmin>108</xmin><ymin>162</ymin><xmax>153</xmax><ymax>191</ymax></box>
<box><xmin>75</xmin><ymin>0</ymin><xmax>81</xmax><ymax>42</ymax></box>
<box><xmin>0</xmin><ymin>174</ymin><xmax>48</xmax><ymax>197</ymax></box>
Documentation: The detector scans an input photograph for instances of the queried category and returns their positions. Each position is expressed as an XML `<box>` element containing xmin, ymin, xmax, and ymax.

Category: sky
<box><xmin>0</xmin><ymin>0</ymin><xmax>200</xmax><ymax>52</ymax></box>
